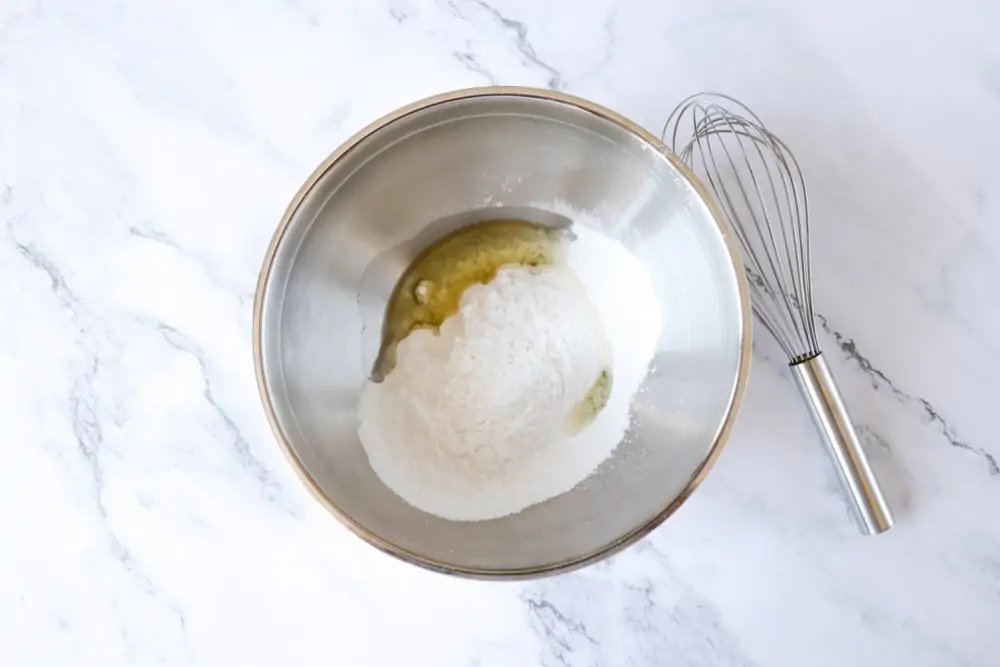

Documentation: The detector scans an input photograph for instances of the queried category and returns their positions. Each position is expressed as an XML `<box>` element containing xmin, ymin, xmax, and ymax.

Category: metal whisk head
<box><xmin>663</xmin><ymin>93</ymin><xmax>819</xmax><ymax>363</ymax></box>
<box><xmin>663</xmin><ymin>93</ymin><xmax>894</xmax><ymax>535</ymax></box>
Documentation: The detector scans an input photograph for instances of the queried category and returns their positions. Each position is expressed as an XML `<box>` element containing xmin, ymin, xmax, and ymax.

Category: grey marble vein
<box><xmin>453</xmin><ymin>50</ymin><xmax>499</xmax><ymax>84</ymax></box>
<box><xmin>13</xmin><ymin>242</ymin><xmax>80</xmax><ymax>311</ymax></box>
<box><xmin>10</xmin><ymin>239</ymin><xmax>192</xmax><ymax>663</ymax></box>
<box><xmin>522</xmin><ymin>541</ymin><xmax>761</xmax><ymax>667</ymax></box>
<box><xmin>817</xmin><ymin>313</ymin><xmax>999</xmax><ymax>475</ymax></box>
<box><xmin>127</xmin><ymin>225</ymin><xmax>253</xmax><ymax>302</ymax></box>
<box><xmin>523</xmin><ymin>593</ymin><xmax>599</xmax><ymax>665</ymax></box>
<box><xmin>447</xmin><ymin>0</ymin><xmax>565</xmax><ymax>89</ymax></box>
<box><xmin>145</xmin><ymin>319</ymin><xmax>286</xmax><ymax>501</ymax></box>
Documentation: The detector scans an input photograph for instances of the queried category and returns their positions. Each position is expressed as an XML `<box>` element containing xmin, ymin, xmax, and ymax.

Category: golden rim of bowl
<box><xmin>252</xmin><ymin>86</ymin><xmax>753</xmax><ymax>580</ymax></box>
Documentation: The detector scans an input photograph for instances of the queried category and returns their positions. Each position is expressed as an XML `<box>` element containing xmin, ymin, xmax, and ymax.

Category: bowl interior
<box><xmin>257</xmin><ymin>91</ymin><xmax>749</xmax><ymax>576</ymax></box>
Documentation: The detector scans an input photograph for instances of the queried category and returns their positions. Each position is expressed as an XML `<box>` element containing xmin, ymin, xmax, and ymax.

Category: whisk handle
<box><xmin>791</xmin><ymin>353</ymin><xmax>894</xmax><ymax>534</ymax></box>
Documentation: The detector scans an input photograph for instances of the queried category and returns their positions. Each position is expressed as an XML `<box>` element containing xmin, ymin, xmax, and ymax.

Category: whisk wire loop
<box><xmin>664</xmin><ymin>94</ymin><xmax>820</xmax><ymax>361</ymax></box>
<box><xmin>664</xmin><ymin>93</ymin><xmax>893</xmax><ymax>535</ymax></box>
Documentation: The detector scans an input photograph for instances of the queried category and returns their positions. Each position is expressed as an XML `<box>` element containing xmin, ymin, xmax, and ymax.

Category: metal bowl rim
<box><xmin>252</xmin><ymin>85</ymin><xmax>753</xmax><ymax>579</ymax></box>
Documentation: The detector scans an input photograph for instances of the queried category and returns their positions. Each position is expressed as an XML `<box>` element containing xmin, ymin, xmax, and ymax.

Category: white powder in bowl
<box><xmin>357</xmin><ymin>224</ymin><xmax>662</xmax><ymax>521</ymax></box>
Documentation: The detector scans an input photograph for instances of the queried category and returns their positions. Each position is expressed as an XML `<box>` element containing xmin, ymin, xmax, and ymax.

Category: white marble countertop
<box><xmin>2</xmin><ymin>0</ymin><xmax>998</xmax><ymax>665</ymax></box>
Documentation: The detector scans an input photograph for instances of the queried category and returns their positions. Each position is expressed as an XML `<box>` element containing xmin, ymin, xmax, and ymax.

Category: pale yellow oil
<box><xmin>371</xmin><ymin>218</ymin><xmax>613</xmax><ymax>431</ymax></box>
<box><xmin>567</xmin><ymin>368</ymin><xmax>613</xmax><ymax>434</ymax></box>
<box><xmin>372</xmin><ymin>219</ymin><xmax>568</xmax><ymax>380</ymax></box>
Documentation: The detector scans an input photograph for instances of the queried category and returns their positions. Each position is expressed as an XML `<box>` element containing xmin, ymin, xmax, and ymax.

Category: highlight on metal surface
<box><xmin>664</xmin><ymin>93</ymin><xmax>893</xmax><ymax>534</ymax></box>
<box><xmin>663</xmin><ymin>94</ymin><xmax>819</xmax><ymax>364</ymax></box>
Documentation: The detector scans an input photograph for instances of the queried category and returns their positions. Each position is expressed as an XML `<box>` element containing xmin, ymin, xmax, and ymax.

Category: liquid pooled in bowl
<box><xmin>371</xmin><ymin>219</ymin><xmax>571</xmax><ymax>381</ymax></box>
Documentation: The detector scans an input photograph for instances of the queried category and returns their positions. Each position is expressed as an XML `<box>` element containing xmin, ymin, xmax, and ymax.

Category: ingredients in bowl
<box><xmin>370</xmin><ymin>219</ymin><xmax>569</xmax><ymax>382</ymax></box>
<box><xmin>357</xmin><ymin>220</ymin><xmax>662</xmax><ymax>521</ymax></box>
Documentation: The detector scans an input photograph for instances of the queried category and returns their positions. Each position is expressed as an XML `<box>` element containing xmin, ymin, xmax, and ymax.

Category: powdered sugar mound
<box><xmin>358</xmin><ymin>224</ymin><xmax>662</xmax><ymax>521</ymax></box>
<box><xmin>563</xmin><ymin>224</ymin><xmax>664</xmax><ymax>457</ymax></box>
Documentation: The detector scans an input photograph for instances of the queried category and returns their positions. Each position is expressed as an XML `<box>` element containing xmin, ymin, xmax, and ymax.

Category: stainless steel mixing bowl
<box><xmin>253</xmin><ymin>87</ymin><xmax>751</xmax><ymax>578</ymax></box>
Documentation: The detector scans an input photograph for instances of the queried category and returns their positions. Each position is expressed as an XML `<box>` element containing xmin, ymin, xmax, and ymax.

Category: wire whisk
<box><xmin>664</xmin><ymin>93</ymin><xmax>893</xmax><ymax>534</ymax></box>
